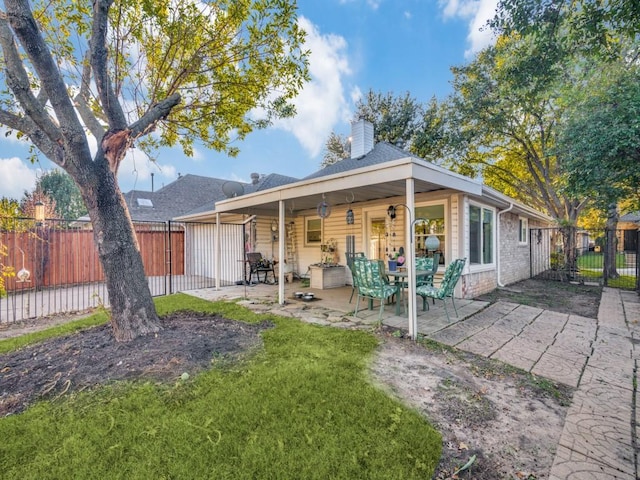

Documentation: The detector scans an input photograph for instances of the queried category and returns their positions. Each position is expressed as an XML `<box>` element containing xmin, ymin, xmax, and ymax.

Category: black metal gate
<box><xmin>530</xmin><ymin>227</ymin><xmax>639</xmax><ymax>289</ymax></box>
<box><xmin>0</xmin><ymin>218</ymin><xmax>244</xmax><ymax>324</ymax></box>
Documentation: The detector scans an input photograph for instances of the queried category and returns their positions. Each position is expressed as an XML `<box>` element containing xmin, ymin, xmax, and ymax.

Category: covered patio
<box><xmin>184</xmin><ymin>281</ymin><xmax>490</xmax><ymax>336</ymax></box>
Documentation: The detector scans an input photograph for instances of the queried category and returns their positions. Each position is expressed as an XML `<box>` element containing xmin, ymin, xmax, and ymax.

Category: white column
<box><xmin>278</xmin><ymin>200</ymin><xmax>286</xmax><ymax>304</ymax></box>
<box><xmin>215</xmin><ymin>212</ymin><xmax>221</xmax><ymax>290</ymax></box>
<box><xmin>406</xmin><ymin>178</ymin><xmax>417</xmax><ymax>339</ymax></box>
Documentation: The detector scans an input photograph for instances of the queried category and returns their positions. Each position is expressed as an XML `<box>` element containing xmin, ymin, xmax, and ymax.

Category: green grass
<box><xmin>0</xmin><ymin>294</ymin><xmax>441</xmax><ymax>479</ymax></box>
<box><xmin>576</xmin><ymin>252</ymin><xmax>626</xmax><ymax>269</ymax></box>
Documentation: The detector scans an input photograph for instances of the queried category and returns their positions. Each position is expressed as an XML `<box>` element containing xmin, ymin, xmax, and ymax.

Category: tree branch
<box><xmin>0</xmin><ymin>108</ymin><xmax>63</xmax><ymax>163</ymax></box>
<box><xmin>90</xmin><ymin>0</ymin><xmax>127</xmax><ymax>129</ymax></box>
<box><xmin>4</xmin><ymin>0</ymin><xmax>90</xmax><ymax>160</ymax></box>
<box><xmin>129</xmin><ymin>93</ymin><xmax>181</xmax><ymax>139</ymax></box>
<box><xmin>74</xmin><ymin>52</ymin><xmax>106</xmax><ymax>140</ymax></box>
<box><xmin>0</xmin><ymin>14</ymin><xmax>61</xmax><ymax>143</ymax></box>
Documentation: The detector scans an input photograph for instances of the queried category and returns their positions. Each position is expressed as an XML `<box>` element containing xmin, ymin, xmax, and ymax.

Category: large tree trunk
<box><xmin>83</xmin><ymin>169</ymin><xmax>161</xmax><ymax>342</ymax></box>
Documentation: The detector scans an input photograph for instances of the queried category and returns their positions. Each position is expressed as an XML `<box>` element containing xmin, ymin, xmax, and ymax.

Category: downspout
<box><xmin>497</xmin><ymin>203</ymin><xmax>515</xmax><ymax>287</ymax></box>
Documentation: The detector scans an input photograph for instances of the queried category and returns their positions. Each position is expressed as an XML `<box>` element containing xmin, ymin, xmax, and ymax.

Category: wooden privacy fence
<box><xmin>1</xmin><ymin>218</ymin><xmax>246</xmax><ymax>324</ymax></box>
<box><xmin>1</xmin><ymin>219</ymin><xmax>184</xmax><ymax>292</ymax></box>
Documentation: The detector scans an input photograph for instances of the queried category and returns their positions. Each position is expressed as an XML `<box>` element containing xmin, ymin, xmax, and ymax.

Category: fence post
<box><xmin>167</xmin><ymin>221</ymin><xmax>172</xmax><ymax>295</ymax></box>
<box><xmin>636</xmin><ymin>229</ymin><xmax>640</xmax><ymax>293</ymax></box>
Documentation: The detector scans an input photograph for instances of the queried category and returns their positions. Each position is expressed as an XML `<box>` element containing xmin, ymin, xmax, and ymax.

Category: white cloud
<box><xmin>117</xmin><ymin>148</ymin><xmax>177</xmax><ymax>192</ymax></box>
<box><xmin>269</xmin><ymin>16</ymin><xmax>353</xmax><ymax>157</ymax></box>
<box><xmin>439</xmin><ymin>0</ymin><xmax>498</xmax><ymax>57</ymax></box>
<box><xmin>0</xmin><ymin>157</ymin><xmax>39</xmax><ymax>199</ymax></box>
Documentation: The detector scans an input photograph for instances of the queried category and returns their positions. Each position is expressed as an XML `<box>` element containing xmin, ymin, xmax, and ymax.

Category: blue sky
<box><xmin>0</xmin><ymin>0</ymin><xmax>497</xmax><ymax>200</ymax></box>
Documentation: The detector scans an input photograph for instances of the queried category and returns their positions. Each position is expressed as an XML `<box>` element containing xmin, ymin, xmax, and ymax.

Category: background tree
<box><xmin>557</xmin><ymin>58</ymin><xmax>640</xmax><ymax>279</ymax></box>
<box><xmin>36</xmin><ymin>170</ymin><xmax>88</xmax><ymax>220</ymax></box>
<box><xmin>0</xmin><ymin>0</ymin><xmax>308</xmax><ymax>341</ymax></box>
<box><xmin>492</xmin><ymin>0</ymin><xmax>640</xmax><ymax>60</ymax></box>
<box><xmin>321</xmin><ymin>89</ymin><xmax>423</xmax><ymax>167</ymax></box>
<box><xmin>0</xmin><ymin>197</ymin><xmax>21</xmax><ymax>231</ymax></box>
<box><xmin>441</xmin><ymin>34</ymin><xmax>585</xmax><ymax>223</ymax></box>
<box><xmin>320</xmin><ymin>132</ymin><xmax>350</xmax><ymax>168</ymax></box>
<box><xmin>20</xmin><ymin>190</ymin><xmax>57</xmax><ymax>224</ymax></box>
<box><xmin>355</xmin><ymin>90</ymin><xmax>423</xmax><ymax>148</ymax></box>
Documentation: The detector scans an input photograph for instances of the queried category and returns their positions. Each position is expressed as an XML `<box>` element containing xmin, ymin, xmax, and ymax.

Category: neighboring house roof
<box><xmin>124</xmin><ymin>174</ymin><xmax>249</xmax><ymax>222</ymax></box>
<box><xmin>620</xmin><ymin>211</ymin><xmax>640</xmax><ymax>223</ymax></box>
<box><xmin>246</xmin><ymin>173</ymin><xmax>299</xmax><ymax>193</ymax></box>
<box><xmin>302</xmin><ymin>142</ymin><xmax>421</xmax><ymax>180</ymax></box>
<box><xmin>116</xmin><ymin>172</ymin><xmax>301</xmax><ymax>222</ymax></box>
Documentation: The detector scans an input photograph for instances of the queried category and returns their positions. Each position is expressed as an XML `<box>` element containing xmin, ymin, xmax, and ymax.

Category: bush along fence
<box><xmin>530</xmin><ymin>227</ymin><xmax>639</xmax><ymax>290</ymax></box>
<box><xmin>0</xmin><ymin>217</ymin><xmax>246</xmax><ymax>324</ymax></box>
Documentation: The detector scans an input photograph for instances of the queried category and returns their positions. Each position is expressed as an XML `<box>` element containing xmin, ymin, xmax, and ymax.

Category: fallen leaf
<box><xmin>459</xmin><ymin>442</ymin><xmax>469</xmax><ymax>450</ymax></box>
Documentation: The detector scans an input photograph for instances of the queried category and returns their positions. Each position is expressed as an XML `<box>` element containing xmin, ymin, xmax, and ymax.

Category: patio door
<box><xmin>365</xmin><ymin>207</ymin><xmax>391</xmax><ymax>261</ymax></box>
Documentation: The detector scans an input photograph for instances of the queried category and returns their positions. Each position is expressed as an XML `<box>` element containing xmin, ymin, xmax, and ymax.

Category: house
<box><xmin>175</xmin><ymin>119</ymin><xmax>553</xmax><ymax>336</ymax></box>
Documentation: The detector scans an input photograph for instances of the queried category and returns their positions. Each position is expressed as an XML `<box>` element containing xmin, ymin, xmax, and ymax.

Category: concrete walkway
<box><xmin>187</xmin><ymin>284</ymin><xmax>638</xmax><ymax>479</ymax></box>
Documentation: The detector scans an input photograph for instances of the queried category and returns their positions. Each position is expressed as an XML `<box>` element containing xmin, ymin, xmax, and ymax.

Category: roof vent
<box><xmin>350</xmin><ymin>119</ymin><xmax>374</xmax><ymax>159</ymax></box>
<box><xmin>250</xmin><ymin>172</ymin><xmax>260</xmax><ymax>184</ymax></box>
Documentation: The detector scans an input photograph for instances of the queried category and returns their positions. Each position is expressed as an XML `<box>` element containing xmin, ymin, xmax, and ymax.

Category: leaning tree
<box><xmin>0</xmin><ymin>0</ymin><xmax>308</xmax><ymax>340</ymax></box>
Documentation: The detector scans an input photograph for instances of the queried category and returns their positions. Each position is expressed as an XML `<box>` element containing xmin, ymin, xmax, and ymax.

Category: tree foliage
<box><xmin>36</xmin><ymin>170</ymin><xmax>88</xmax><ymax>220</ymax></box>
<box><xmin>320</xmin><ymin>89</ymin><xmax>423</xmax><ymax>167</ymax></box>
<box><xmin>320</xmin><ymin>132</ymin><xmax>350</xmax><ymax>168</ymax></box>
<box><xmin>441</xmin><ymin>33</ymin><xmax>585</xmax><ymax>223</ymax></box>
<box><xmin>0</xmin><ymin>0</ymin><xmax>309</xmax><ymax>341</ymax></box>
<box><xmin>558</xmin><ymin>59</ymin><xmax>640</xmax><ymax>210</ymax></box>
<box><xmin>491</xmin><ymin>0</ymin><xmax>640</xmax><ymax>60</ymax></box>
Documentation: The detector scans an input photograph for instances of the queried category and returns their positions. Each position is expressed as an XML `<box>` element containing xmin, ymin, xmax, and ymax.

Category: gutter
<box><xmin>497</xmin><ymin>203</ymin><xmax>515</xmax><ymax>287</ymax></box>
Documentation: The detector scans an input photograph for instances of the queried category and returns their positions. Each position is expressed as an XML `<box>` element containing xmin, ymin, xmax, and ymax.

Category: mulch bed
<box><xmin>0</xmin><ymin>312</ymin><xmax>273</xmax><ymax>417</ymax></box>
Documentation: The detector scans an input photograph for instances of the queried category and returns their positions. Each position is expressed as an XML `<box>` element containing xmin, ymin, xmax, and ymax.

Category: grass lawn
<box><xmin>0</xmin><ymin>295</ymin><xmax>441</xmax><ymax>479</ymax></box>
<box><xmin>576</xmin><ymin>252</ymin><xmax>627</xmax><ymax>269</ymax></box>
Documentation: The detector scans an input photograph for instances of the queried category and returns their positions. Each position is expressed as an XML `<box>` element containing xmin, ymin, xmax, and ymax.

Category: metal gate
<box><xmin>530</xmin><ymin>227</ymin><xmax>639</xmax><ymax>289</ymax></box>
<box><xmin>0</xmin><ymin>218</ymin><xmax>244</xmax><ymax>324</ymax></box>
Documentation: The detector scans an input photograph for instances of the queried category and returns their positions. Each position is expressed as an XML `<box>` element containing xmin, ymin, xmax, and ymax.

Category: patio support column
<box><xmin>406</xmin><ymin>178</ymin><xmax>418</xmax><ymax>339</ymax></box>
<box><xmin>215</xmin><ymin>212</ymin><xmax>221</xmax><ymax>290</ymax></box>
<box><xmin>278</xmin><ymin>200</ymin><xmax>286</xmax><ymax>304</ymax></box>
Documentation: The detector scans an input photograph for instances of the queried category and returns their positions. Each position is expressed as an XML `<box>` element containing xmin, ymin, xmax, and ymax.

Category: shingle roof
<box><xmin>245</xmin><ymin>173</ymin><xmax>299</xmax><ymax>193</ymax></box>
<box><xmin>302</xmin><ymin>142</ymin><xmax>421</xmax><ymax>180</ymax></box>
<box><xmin>124</xmin><ymin>174</ymin><xmax>249</xmax><ymax>222</ymax></box>
<box><xmin>620</xmin><ymin>211</ymin><xmax>640</xmax><ymax>223</ymax></box>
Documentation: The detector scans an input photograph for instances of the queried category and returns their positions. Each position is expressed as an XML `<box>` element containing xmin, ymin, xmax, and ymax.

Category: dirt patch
<box><xmin>475</xmin><ymin>278</ymin><xmax>601</xmax><ymax>318</ymax></box>
<box><xmin>370</xmin><ymin>332</ymin><xmax>573</xmax><ymax>479</ymax></box>
<box><xmin>0</xmin><ymin>312</ymin><xmax>273</xmax><ymax>417</ymax></box>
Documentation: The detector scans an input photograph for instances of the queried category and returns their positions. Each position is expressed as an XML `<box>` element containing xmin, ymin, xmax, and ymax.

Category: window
<box><xmin>469</xmin><ymin>204</ymin><xmax>494</xmax><ymax>265</ymax></box>
<box><xmin>415</xmin><ymin>203</ymin><xmax>446</xmax><ymax>264</ymax></box>
<box><xmin>519</xmin><ymin>217</ymin><xmax>528</xmax><ymax>244</ymax></box>
<box><xmin>305</xmin><ymin>217</ymin><xmax>322</xmax><ymax>245</ymax></box>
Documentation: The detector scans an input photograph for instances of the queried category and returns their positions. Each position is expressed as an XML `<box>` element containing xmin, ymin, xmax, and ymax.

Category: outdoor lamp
<box><xmin>387</xmin><ymin>205</ymin><xmax>396</xmax><ymax>219</ymax></box>
<box><xmin>346</xmin><ymin>208</ymin><xmax>354</xmax><ymax>225</ymax></box>
<box><xmin>34</xmin><ymin>201</ymin><xmax>45</xmax><ymax>225</ymax></box>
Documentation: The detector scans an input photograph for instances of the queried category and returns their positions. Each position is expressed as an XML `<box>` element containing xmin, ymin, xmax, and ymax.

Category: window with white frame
<box><xmin>305</xmin><ymin>217</ymin><xmax>322</xmax><ymax>245</ymax></box>
<box><xmin>519</xmin><ymin>217</ymin><xmax>528</xmax><ymax>244</ymax></box>
<box><xmin>469</xmin><ymin>204</ymin><xmax>494</xmax><ymax>265</ymax></box>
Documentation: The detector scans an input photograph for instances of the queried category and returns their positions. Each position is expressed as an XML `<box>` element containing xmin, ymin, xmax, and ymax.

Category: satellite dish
<box><xmin>222</xmin><ymin>181</ymin><xmax>244</xmax><ymax>198</ymax></box>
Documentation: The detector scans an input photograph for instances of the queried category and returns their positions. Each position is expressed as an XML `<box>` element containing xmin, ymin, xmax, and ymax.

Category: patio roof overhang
<box><xmin>196</xmin><ymin>157</ymin><xmax>483</xmax><ymax>218</ymax></box>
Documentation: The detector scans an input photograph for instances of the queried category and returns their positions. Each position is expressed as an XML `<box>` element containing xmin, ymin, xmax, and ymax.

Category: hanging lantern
<box><xmin>317</xmin><ymin>194</ymin><xmax>331</xmax><ymax>218</ymax></box>
<box><xmin>317</xmin><ymin>201</ymin><xmax>331</xmax><ymax>218</ymax></box>
<box><xmin>346</xmin><ymin>208</ymin><xmax>354</xmax><ymax>225</ymax></box>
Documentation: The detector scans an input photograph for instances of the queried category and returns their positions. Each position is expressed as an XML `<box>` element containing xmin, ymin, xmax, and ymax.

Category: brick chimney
<box><xmin>350</xmin><ymin>119</ymin><xmax>374</xmax><ymax>159</ymax></box>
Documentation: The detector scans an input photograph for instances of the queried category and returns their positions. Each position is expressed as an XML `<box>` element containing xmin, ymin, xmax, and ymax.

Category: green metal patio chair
<box><xmin>353</xmin><ymin>257</ymin><xmax>400</xmax><ymax>322</ymax></box>
<box><xmin>416</xmin><ymin>258</ymin><xmax>466</xmax><ymax>321</ymax></box>
<box><xmin>346</xmin><ymin>252</ymin><xmax>366</xmax><ymax>303</ymax></box>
